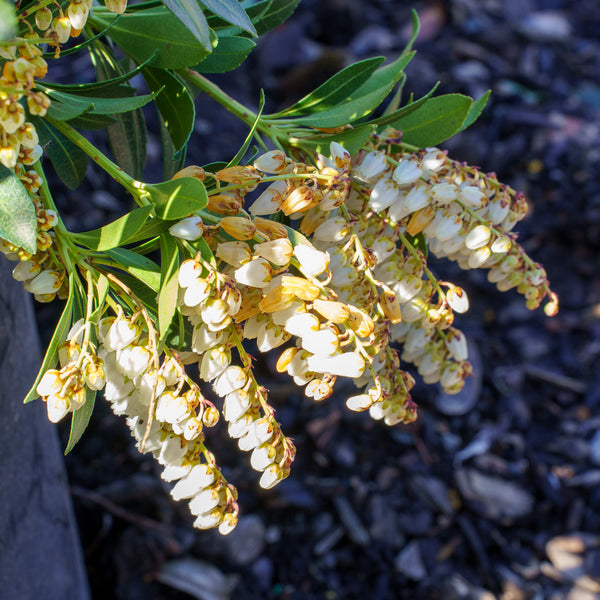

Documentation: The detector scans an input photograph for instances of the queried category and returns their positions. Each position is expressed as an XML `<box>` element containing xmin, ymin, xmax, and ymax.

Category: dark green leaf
<box><xmin>105</xmin><ymin>247</ymin><xmax>161</xmax><ymax>291</ymax></box>
<box><xmin>405</xmin><ymin>232</ymin><xmax>428</xmax><ymax>258</ymax></box>
<box><xmin>0</xmin><ymin>165</ymin><xmax>37</xmax><ymax>254</ymax></box>
<box><xmin>92</xmin><ymin>43</ymin><xmax>148</xmax><ymax>179</ymax></box>
<box><xmin>394</xmin><ymin>94</ymin><xmax>473</xmax><ymax>147</ymax></box>
<box><xmin>457</xmin><ymin>90</ymin><xmax>491</xmax><ymax>132</ymax></box>
<box><xmin>0</xmin><ymin>0</ymin><xmax>17</xmax><ymax>41</ymax></box>
<box><xmin>44</xmin><ymin>87</ymin><xmax>156</xmax><ymax>116</ymax></box>
<box><xmin>32</xmin><ymin>117</ymin><xmax>88</xmax><ymax>190</ymax></box>
<box><xmin>72</xmin><ymin>205</ymin><xmax>154</xmax><ymax>251</ymax></box>
<box><xmin>23</xmin><ymin>275</ymin><xmax>75</xmax><ymax>403</ymax></box>
<box><xmin>273</xmin><ymin>57</ymin><xmax>385</xmax><ymax>117</ymax></box>
<box><xmin>158</xmin><ymin>234</ymin><xmax>181</xmax><ymax>341</ymax></box>
<box><xmin>253</xmin><ymin>0</ymin><xmax>299</xmax><ymax>35</ymax></box>
<box><xmin>91</xmin><ymin>7</ymin><xmax>215</xmax><ymax>69</ymax></box>
<box><xmin>43</xmin><ymin>58</ymin><xmax>153</xmax><ymax>93</ymax></box>
<box><xmin>195</xmin><ymin>35</ymin><xmax>256</xmax><ymax>73</ymax></box>
<box><xmin>46</xmin><ymin>97</ymin><xmax>93</xmax><ymax>121</ymax></box>
<box><xmin>188</xmin><ymin>236</ymin><xmax>215</xmax><ymax>266</ymax></box>
<box><xmin>145</xmin><ymin>177</ymin><xmax>208</xmax><ymax>220</ymax></box>
<box><xmin>199</xmin><ymin>0</ymin><xmax>256</xmax><ymax>36</ymax></box>
<box><xmin>67</xmin><ymin>113</ymin><xmax>117</xmax><ymax>130</ymax></box>
<box><xmin>159</xmin><ymin>113</ymin><xmax>186</xmax><ymax>180</ymax></box>
<box><xmin>64</xmin><ymin>387</ymin><xmax>96</xmax><ymax>454</ymax></box>
<box><xmin>162</xmin><ymin>0</ymin><xmax>212</xmax><ymax>51</ymax></box>
<box><xmin>143</xmin><ymin>68</ymin><xmax>195</xmax><ymax>155</ymax></box>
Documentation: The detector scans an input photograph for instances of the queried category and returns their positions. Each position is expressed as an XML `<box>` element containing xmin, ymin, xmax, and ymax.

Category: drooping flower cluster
<box><xmin>27</xmin><ymin>138</ymin><xmax>557</xmax><ymax>534</ymax></box>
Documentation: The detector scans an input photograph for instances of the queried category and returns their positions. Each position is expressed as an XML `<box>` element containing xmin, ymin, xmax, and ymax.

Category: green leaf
<box><xmin>188</xmin><ymin>236</ymin><xmax>215</xmax><ymax>265</ymax></box>
<box><xmin>145</xmin><ymin>177</ymin><xmax>208</xmax><ymax>220</ymax></box>
<box><xmin>405</xmin><ymin>232</ymin><xmax>428</xmax><ymax>258</ymax></box>
<box><xmin>199</xmin><ymin>0</ymin><xmax>256</xmax><ymax>36</ymax></box>
<box><xmin>298</xmin><ymin>124</ymin><xmax>375</xmax><ymax>156</ymax></box>
<box><xmin>143</xmin><ymin>68</ymin><xmax>195</xmax><ymax>155</ymax></box>
<box><xmin>72</xmin><ymin>205</ymin><xmax>154</xmax><ymax>251</ymax></box>
<box><xmin>91</xmin><ymin>7</ymin><xmax>215</xmax><ymax>69</ymax></box>
<box><xmin>92</xmin><ymin>43</ymin><xmax>148</xmax><ymax>179</ymax></box>
<box><xmin>401</xmin><ymin>10</ymin><xmax>420</xmax><ymax>57</ymax></box>
<box><xmin>254</xmin><ymin>0</ymin><xmax>299</xmax><ymax>35</ymax></box>
<box><xmin>67</xmin><ymin>113</ymin><xmax>117</xmax><ymax>130</ymax></box>
<box><xmin>0</xmin><ymin>0</ymin><xmax>17</xmax><ymax>41</ymax></box>
<box><xmin>457</xmin><ymin>90</ymin><xmax>491</xmax><ymax>132</ymax></box>
<box><xmin>0</xmin><ymin>165</ymin><xmax>37</xmax><ymax>254</ymax></box>
<box><xmin>162</xmin><ymin>0</ymin><xmax>212</xmax><ymax>51</ymax></box>
<box><xmin>44</xmin><ymin>58</ymin><xmax>153</xmax><ymax>93</ymax></box>
<box><xmin>372</xmin><ymin>84</ymin><xmax>439</xmax><ymax>128</ymax></box>
<box><xmin>159</xmin><ymin>113</ymin><xmax>186</xmax><ymax>180</ymax></box>
<box><xmin>44</xmin><ymin>87</ymin><xmax>156</xmax><ymax>116</ymax></box>
<box><xmin>89</xmin><ymin>273</ymin><xmax>110</xmax><ymax>322</ymax></box>
<box><xmin>273</xmin><ymin>57</ymin><xmax>385</xmax><ymax>117</ymax></box>
<box><xmin>158</xmin><ymin>234</ymin><xmax>181</xmax><ymax>342</ymax></box>
<box><xmin>349</xmin><ymin>52</ymin><xmax>414</xmax><ymax>100</ymax></box>
<box><xmin>46</xmin><ymin>97</ymin><xmax>93</xmax><ymax>121</ymax></box>
<box><xmin>393</xmin><ymin>94</ymin><xmax>473</xmax><ymax>147</ymax></box>
<box><xmin>105</xmin><ymin>247</ymin><xmax>161</xmax><ymax>291</ymax></box>
<box><xmin>195</xmin><ymin>35</ymin><xmax>256</xmax><ymax>73</ymax></box>
<box><xmin>23</xmin><ymin>275</ymin><xmax>76</xmax><ymax>403</ymax></box>
<box><xmin>64</xmin><ymin>387</ymin><xmax>96</xmax><ymax>454</ymax></box>
<box><xmin>291</xmin><ymin>54</ymin><xmax>414</xmax><ymax>128</ymax></box>
<box><xmin>31</xmin><ymin>117</ymin><xmax>88</xmax><ymax>190</ymax></box>
<box><xmin>127</xmin><ymin>216</ymin><xmax>174</xmax><ymax>243</ymax></box>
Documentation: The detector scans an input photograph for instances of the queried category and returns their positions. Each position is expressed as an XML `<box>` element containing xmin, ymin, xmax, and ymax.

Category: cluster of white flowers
<box><xmin>29</xmin><ymin>140</ymin><xmax>557</xmax><ymax>535</ymax></box>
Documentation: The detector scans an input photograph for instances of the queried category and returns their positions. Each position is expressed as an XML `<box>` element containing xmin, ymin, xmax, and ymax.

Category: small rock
<box><xmin>546</xmin><ymin>534</ymin><xmax>590</xmax><ymax>581</ymax></box>
<box><xmin>440</xmin><ymin>574</ymin><xmax>495</xmax><ymax>600</ymax></box>
<box><xmin>394</xmin><ymin>541</ymin><xmax>426</xmax><ymax>581</ymax></box>
<box><xmin>368</xmin><ymin>495</ymin><xmax>405</xmax><ymax>548</ymax></box>
<box><xmin>221</xmin><ymin>515</ymin><xmax>266</xmax><ymax>566</ymax></box>
<box><xmin>588</xmin><ymin>431</ymin><xmax>600</xmax><ymax>466</ymax></box>
<box><xmin>436</xmin><ymin>340</ymin><xmax>482</xmax><ymax>416</ymax></box>
<box><xmin>455</xmin><ymin>468</ymin><xmax>534</xmax><ymax>521</ymax></box>
<box><xmin>411</xmin><ymin>475</ymin><xmax>455</xmax><ymax>516</ymax></box>
<box><xmin>518</xmin><ymin>11</ymin><xmax>572</xmax><ymax>42</ymax></box>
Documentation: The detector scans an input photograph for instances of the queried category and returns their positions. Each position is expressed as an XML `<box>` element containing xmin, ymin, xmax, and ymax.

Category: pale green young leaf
<box><xmin>195</xmin><ymin>35</ymin><xmax>256</xmax><ymax>73</ymax></box>
<box><xmin>146</xmin><ymin>177</ymin><xmax>208</xmax><ymax>220</ymax></box>
<box><xmin>394</xmin><ymin>94</ymin><xmax>473</xmax><ymax>147</ymax></box>
<box><xmin>91</xmin><ymin>8</ymin><xmax>215</xmax><ymax>68</ymax></box>
<box><xmin>23</xmin><ymin>275</ymin><xmax>76</xmax><ymax>403</ymax></box>
<box><xmin>272</xmin><ymin>57</ymin><xmax>386</xmax><ymax>117</ymax></box>
<box><xmin>72</xmin><ymin>205</ymin><xmax>154</xmax><ymax>251</ymax></box>
<box><xmin>143</xmin><ymin>68</ymin><xmax>195</xmax><ymax>155</ymax></box>
<box><xmin>158</xmin><ymin>234</ymin><xmax>181</xmax><ymax>342</ymax></box>
<box><xmin>0</xmin><ymin>165</ymin><xmax>37</xmax><ymax>254</ymax></box>
<box><xmin>199</xmin><ymin>0</ymin><xmax>257</xmax><ymax>36</ymax></box>
<box><xmin>162</xmin><ymin>0</ymin><xmax>212</xmax><ymax>51</ymax></box>
<box><xmin>31</xmin><ymin>117</ymin><xmax>88</xmax><ymax>190</ymax></box>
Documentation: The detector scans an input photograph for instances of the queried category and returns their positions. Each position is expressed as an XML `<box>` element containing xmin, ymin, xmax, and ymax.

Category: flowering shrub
<box><xmin>1</xmin><ymin>0</ymin><xmax>557</xmax><ymax>534</ymax></box>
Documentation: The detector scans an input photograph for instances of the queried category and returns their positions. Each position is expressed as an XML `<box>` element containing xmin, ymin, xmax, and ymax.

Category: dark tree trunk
<box><xmin>0</xmin><ymin>257</ymin><xmax>90</xmax><ymax>600</ymax></box>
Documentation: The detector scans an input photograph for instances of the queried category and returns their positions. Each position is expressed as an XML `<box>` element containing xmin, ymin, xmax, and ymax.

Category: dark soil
<box><xmin>47</xmin><ymin>1</ymin><xmax>600</xmax><ymax>598</ymax></box>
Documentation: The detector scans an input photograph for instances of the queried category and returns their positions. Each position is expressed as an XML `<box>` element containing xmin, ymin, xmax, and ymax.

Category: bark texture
<box><xmin>0</xmin><ymin>257</ymin><xmax>90</xmax><ymax>600</ymax></box>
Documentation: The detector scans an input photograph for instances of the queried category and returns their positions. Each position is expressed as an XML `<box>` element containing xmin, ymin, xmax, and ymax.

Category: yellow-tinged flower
<box><xmin>220</xmin><ymin>216</ymin><xmax>256</xmax><ymax>240</ymax></box>
<box><xmin>281</xmin><ymin>275</ymin><xmax>320</xmax><ymax>301</ymax></box>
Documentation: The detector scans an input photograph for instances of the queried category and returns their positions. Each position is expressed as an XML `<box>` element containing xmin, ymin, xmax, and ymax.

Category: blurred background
<box><xmin>52</xmin><ymin>0</ymin><xmax>600</xmax><ymax>598</ymax></box>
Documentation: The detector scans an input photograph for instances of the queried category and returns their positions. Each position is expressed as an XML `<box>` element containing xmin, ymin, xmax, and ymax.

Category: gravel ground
<box><xmin>44</xmin><ymin>1</ymin><xmax>600</xmax><ymax>598</ymax></box>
